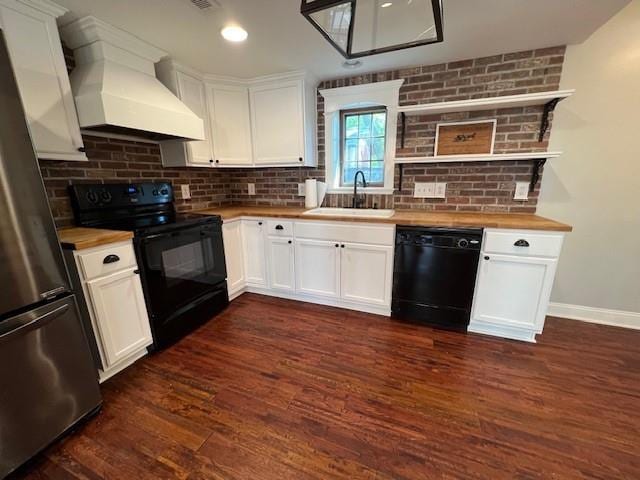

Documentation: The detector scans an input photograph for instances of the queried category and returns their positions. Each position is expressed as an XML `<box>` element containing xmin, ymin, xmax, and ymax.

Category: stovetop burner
<box><xmin>68</xmin><ymin>182</ymin><xmax>220</xmax><ymax>235</ymax></box>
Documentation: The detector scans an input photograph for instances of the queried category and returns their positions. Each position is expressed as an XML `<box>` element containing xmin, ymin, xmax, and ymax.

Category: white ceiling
<box><xmin>54</xmin><ymin>0</ymin><xmax>630</xmax><ymax>80</ymax></box>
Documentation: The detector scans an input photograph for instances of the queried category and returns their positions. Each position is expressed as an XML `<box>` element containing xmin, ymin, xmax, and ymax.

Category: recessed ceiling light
<box><xmin>221</xmin><ymin>25</ymin><xmax>248</xmax><ymax>43</ymax></box>
<box><xmin>342</xmin><ymin>59</ymin><xmax>362</xmax><ymax>69</ymax></box>
<box><xmin>381</xmin><ymin>2</ymin><xmax>393</xmax><ymax>7</ymax></box>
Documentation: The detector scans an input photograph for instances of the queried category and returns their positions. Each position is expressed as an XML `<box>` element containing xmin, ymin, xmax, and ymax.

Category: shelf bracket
<box><xmin>530</xmin><ymin>159</ymin><xmax>547</xmax><ymax>192</ymax></box>
<box><xmin>400</xmin><ymin>112</ymin><xmax>406</xmax><ymax>149</ymax></box>
<box><xmin>538</xmin><ymin>98</ymin><xmax>560</xmax><ymax>142</ymax></box>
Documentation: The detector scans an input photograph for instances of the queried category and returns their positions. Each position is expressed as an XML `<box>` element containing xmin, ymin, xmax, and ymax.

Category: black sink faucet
<box><xmin>352</xmin><ymin>170</ymin><xmax>367</xmax><ymax>209</ymax></box>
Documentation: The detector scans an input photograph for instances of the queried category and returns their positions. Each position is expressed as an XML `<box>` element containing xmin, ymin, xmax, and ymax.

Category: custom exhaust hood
<box><xmin>60</xmin><ymin>16</ymin><xmax>204</xmax><ymax>142</ymax></box>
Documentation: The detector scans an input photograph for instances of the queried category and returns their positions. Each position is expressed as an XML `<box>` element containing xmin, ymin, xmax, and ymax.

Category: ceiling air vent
<box><xmin>189</xmin><ymin>0</ymin><xmax>220</xmax><ymax>10</ymax></box>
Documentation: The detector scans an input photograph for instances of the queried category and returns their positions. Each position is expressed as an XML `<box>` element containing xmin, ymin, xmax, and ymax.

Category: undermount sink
<box><xmin>303</xmin><ymin>207</ymin><xmax>395</xmax><ymax>218</ymax></box>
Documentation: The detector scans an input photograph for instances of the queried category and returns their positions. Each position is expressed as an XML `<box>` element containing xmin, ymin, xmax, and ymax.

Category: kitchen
<box><xmin>0</xmin><ymin>0</ymin><xmax>638</xmax><ymax>478</ymax></box>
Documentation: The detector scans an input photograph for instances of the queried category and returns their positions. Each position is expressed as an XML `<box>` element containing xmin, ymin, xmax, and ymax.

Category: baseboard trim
<box><xmin>548</xmin><ymin>303</ymin><xmax>640</xmax><ymax>330</ymax></box>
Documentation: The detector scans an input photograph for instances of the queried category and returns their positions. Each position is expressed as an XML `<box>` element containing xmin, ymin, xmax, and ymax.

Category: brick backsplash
<box><xmin>39</xmin><ymin>136</ymin><xmax>230</xmax><ymax>227</ymax></box>
<box><xmin>228</xmin><ymin>46</ymin><xmax>566</xmax><ymax>213</ymax></box>
<box><xmin>42</xmin><ymin>46</ymin><xmax>565</xmax><ymax>224</ymax></box>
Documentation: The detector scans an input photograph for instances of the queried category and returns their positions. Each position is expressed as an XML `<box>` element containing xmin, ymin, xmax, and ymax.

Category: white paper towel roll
<box><xmin>316</xmin><ymin>181</ymin><xmax>327</xmax><ymax>206</ymax></box>
<box><xmin>305</xmin><ymin>179</ymin><xmax>318</xmax><ymax>208</ymax></box>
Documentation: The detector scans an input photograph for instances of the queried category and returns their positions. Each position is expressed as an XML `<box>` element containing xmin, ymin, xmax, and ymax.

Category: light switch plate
<box><xmin>514</xmin><ymin>182</ymin><xmax>529</xmax><ymax>200</ymax></box>
<box><xmin>434</xmin><ymin>182</ymin><xmax>447</xmax><ymax>198</ymax></box>
<box><xmin>180</xmin><ymin>184</ymin><xmax>191</xmax><ymax>200</ymax></box>
<box><xmin>298</xmin><ymin>183</ymin><xmax>305</xmax><ymax>196</ymax></box>
<box><xmin>248</xmin><ymin>183</ymin><xmax>256</xmax><ymax>196</ymax></box>
<box><xmin>414</xmin><ymin>182</ymin><xmax>436</xmax><ymax>198</ymax></box>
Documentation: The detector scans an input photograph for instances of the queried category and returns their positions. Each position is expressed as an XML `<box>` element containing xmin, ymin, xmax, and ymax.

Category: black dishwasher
<box><xmin>392</xmin><ymin>227</ymin><xmax>482</xmax><ymax>331</ymax></box>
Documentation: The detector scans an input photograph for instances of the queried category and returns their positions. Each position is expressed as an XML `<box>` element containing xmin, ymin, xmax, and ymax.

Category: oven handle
<box><xmin>142</xmin><ymin>226</ymin><xmax>220</xmax><ymax>243</ymax></box>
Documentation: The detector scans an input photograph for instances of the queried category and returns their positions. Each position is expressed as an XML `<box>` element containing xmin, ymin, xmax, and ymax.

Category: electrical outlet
<box><xmin>247</xmin><ymin>183</ymin><xmax>256</xmax><ymax>196</ymax></box>
<box><xmin>414</xmin><ymin>182</ymin><xmax>436</xmax><ymax>198</ymax></box>
<box><xmin>180</xmin><ymin>184</ymin><xmax>191</xmax><ymax>200</ymax></box>
<box><xmin>434</xmin><ymin>182</ymin><xmax>447</xmax><ymax>198</ymax></box>
<box><xmin>514</xmin><ymin>182</ymin><xmax>529</xmax><ymax>200</ymax></box>
<box><xmin>298</xmin><ymin>183</ymin><xmax>306</xmax><ymax>196</ymax></box>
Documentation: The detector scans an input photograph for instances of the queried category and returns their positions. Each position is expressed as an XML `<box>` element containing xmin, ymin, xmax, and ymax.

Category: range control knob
<box><xmin>86</xmin><ymin>190</ymin><xmax>98</xmax><ymax>203</ymax></box>
<box><xmin>160</xmin><ymin>188</ymin><xmax>169</xmax><ymax>196</ymax></box>
<box><xmin>100</xmin><ymin>190</ymin><xmax>112</xmax><ymax>203</ymax></box>
<box><xmin>457</xmin><ymin>238</ymin><xmax>469</xmax><ymax>248</ymax></box>
<box><xmin>152</xmin><ymin>189</ymin><xmax>159</xmax><ymax>196</ymax></box>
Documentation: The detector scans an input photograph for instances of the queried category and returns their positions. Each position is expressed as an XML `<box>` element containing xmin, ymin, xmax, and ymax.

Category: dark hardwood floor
<box><xmin>13</xmin><ymin>294</ymin><xmax>640</xmax><ymax>480</ymax></box>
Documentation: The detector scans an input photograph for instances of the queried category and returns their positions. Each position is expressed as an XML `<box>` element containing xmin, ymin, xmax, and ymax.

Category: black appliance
<box><xmin>0</xmin><ymin>30</ymin><xmax>102</xmax><ymax>478</ymax></box>
<box><xmin>69</xmin><ymin>182</ymin><xmax>228</xmax><ymax>349</ymax></box>
<box><xmin>392</xmin><ymin>227</ymin><xmax>483</xmax><ymax>331</ymax></box>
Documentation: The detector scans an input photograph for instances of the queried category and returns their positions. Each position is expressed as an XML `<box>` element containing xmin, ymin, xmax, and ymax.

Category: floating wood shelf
<box><xmin>394</xmin><ymin>152</ymin><xmax>562</xmax><ymax>164</ymax></box>
<box><xmin>397</xmin><ymin>90</ymin><xmax>575</xmax><ymax>116</ymax></box>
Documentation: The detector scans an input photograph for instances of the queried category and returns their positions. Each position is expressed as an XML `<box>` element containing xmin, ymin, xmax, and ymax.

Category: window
<box><xmin>340</xmin><ymin>108</ymin><xmax>387</xmax><ymax>186</ymax></box>
<box><xmin>319</xmin><ymin>79</ymin><xmax>404</xmax><ymax>194</ymax></box>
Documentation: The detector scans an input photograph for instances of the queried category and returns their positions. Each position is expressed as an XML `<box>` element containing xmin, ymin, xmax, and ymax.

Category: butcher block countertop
<box><xmin>193</xmin><ymin>206</ymin><xmax>573</xmax><ymax>232</ymax></box>
<box><xmin>58</xmin><ymin>227</ymin><xmax>134</xmax><ymax>250</ymax></box>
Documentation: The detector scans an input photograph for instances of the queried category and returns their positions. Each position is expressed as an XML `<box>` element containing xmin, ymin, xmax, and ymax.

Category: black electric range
<box><xmin>69</xmin><ymin>182</ymin><xmax>229</xmax><ymax>349</ymax></box>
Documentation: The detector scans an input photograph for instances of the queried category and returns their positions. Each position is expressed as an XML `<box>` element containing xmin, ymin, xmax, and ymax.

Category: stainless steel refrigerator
<box><xmin>0</xmin><ymin>30</ymin><xmax>102</xmax><ymax>478</ymax></box>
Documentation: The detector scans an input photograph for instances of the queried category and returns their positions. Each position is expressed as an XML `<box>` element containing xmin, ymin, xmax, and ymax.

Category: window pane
<box><xmin>370</xmin><ymin>161</ymin><xmax>384</xmax><ymax>183</ymax></box>
<box><xmin>343</xmin><ymin>163</ymin><xmax>358</xmax><ymax>185</ymax></box>
<box><xmin>371</xmin><ymin>137</ymin><xmax>385</xmax><ymax>161</ymax></box>
<box><xmin>358</xmin><ymin>138</ymin><xmax>371</xmax><ymax>161</ymax></box>
<box><xmin>345</xmin><ymin>115</ymin><xmax>359</xmax><ymax>138</ymax></box>
<box><xmin>344</xmin><ymin>138</ymin><xmax>358</xmax><ymax>163</ymax></box>
<box><xmin>358</xmin><ymin>113</ymin><xmax>372</xmax><ymax>137</ymax></box>
<box><xmin>372</xmin><ymin>113</ymin><xmax>386</xmax><ymax>137</ymax></box>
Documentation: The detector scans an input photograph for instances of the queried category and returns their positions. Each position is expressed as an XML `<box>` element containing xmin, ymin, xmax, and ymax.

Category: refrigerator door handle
<box><xmin>0</xmin><ymin>303</ymin><xmax>69</xmax><ymax>343</ymax></box>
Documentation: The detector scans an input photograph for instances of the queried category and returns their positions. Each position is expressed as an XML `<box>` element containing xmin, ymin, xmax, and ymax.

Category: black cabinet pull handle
<box><xmin>341</xmin><ymin>244</ymin><xmax>345</xmax><ymax>248</ymax></box>
<box><xmin>298</xmin><ymin>157</ymin><xmax>303</xmax><ymax>162</ymax></box>
<box><xmin>215</xmin><ymin>159</ymin><xmax>220</xmax><ymax>164</ymax></box>
<box><xmin>103</xmin><ymin>254</ymin><xmax>120</xmax><ymax>264</ymax></box>
<box><xmin>258</xmin><ymin>221</ymin><xmax>263</xmax><ymax>226</ymax></box>
<box><xmin>133</xmin><ymin>269</ymin><xmax>140</xmax><ymax>275</ymax></box>
<box><xmin>288</xmin><ymin>240</ymin><xmax>292</xmax><ymax>244</ymax></box>
<box><xmin>209</xmin><ymin>159</ymin><xmax>213</xmax><ymax>163</ymax></box>
<box><xmin>275</xmin><ymin>225</ymin><xmax>284</xmax><ymax>230</ymax></box>
<box><xmin>514</xmin><ymin>239</ymin><xmax>530</xmax><ymax>247</ymax></box>
<box><xmin>484</xmin><ymin>256</ymin><xmax>490</xmax><ymax>261</ymax></box>
<box><xmin>78</xmin><ymin>146</ymin><xmax>86</xmax><ymax>153</ymax></box>
<box><xmin>335</xmin><ymin>243</ymin><xmax>339</xmax><ymax>248</ymax></box>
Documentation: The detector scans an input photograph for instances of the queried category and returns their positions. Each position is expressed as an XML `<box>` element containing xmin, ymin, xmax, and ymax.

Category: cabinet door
<box><xmin>86</xmin><ymin>268</ymin><xmax>152</xmax><ymax>367</ymax></box>
<box><xmin>222</xmin><ymin>221</ymin><xmax>245</xmax><ymax>295</ymax></box>
<box><xmin>295</xmin><ymin>239</ymin><xmax>340</xmax><ymax>298</ymax></box>
<box><xmin>472</xmin><ymin>254</ymin><xmax>557</xmax><ymax>331</ymax></box>
<box><xmin>242</xmin><ymin>220</ymin><xmax>267</xmax><ymax>287</ymax></box>
<box><xmin>176</xmin><ymin>71</ymin><xmax>213</xmax><ymax>165</ymax></box>
<box><xmin>250</xmin><ymin>80</ymin><xmax>304</xmax><ymax>165</ymax></box>
<box><xmin>341</xmin><ymin>243</ymin><xmax>393</xmax><ymax>307</ymax></box>
<box><xmin>267</xmin><ymin>237</ymin><xmax>295</xmax><ymax>292</ymax></box>
<box><xmin>207</xmin><ymin>84</ymin><xmax>253</xmax><ymax>166</ymax></box>
<box><xmin>0</xmin><ymin>3</ymin><xmax>86</xmax><ymax>161</ymax></box>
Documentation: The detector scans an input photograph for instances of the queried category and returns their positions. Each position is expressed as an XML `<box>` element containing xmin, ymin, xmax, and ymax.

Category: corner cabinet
<box><xmin>0</xmin><ymin>0</ymin><xmax>86</xmax><ymax>161</ymax></box>
<box><xmin>65</xmin><ymin>240</ymin><xmax>153</xmax><ymax>382</ymax></box>
<box><xmin>156</xmin><ymin>60</ymin><xmax>317</xmax><ymax>168</ymax></box>
<box><xmin>222</xmin><ymin>220</ymin><xmax>246</xmax><ymax>299</ymax></box>
<box><xmin>469</xmin><ymin>229</ymin><xmax>564</xmax><ymax>343</ymax></box>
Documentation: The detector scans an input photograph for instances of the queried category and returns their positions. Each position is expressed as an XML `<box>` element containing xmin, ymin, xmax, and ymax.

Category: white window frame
<box><xmin>320</xmin><ymin>79</ymin><xmax>404</xmax><ymax>195</ymax></box>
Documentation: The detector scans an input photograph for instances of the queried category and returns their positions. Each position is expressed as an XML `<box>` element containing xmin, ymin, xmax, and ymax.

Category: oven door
<box><xmin>137</xmin><ymin>223</ymin><xmax>227</xmax><ymax>320</ymax></box>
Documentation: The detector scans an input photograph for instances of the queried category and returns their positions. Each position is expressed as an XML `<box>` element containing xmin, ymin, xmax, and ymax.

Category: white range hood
<box><xmin>60</xmin><ymin>16</ymin><xmax>204</xmax><ymax>141</ymax></box>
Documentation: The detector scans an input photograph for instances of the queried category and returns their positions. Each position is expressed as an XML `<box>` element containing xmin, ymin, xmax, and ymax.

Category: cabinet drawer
<box><xmin>295</xmin><ymin>221</ymin><xmax>394</xmax><ymax>246</ymax></box>
<box><xmin>483</xmin><ymin>230</ymin><xmax>564</xmax><ymax>258</ymax></box>
<box><xmin>266</xmin><ymin>220</ymin><xmax>293</xmax><ymax>237</ymax></box>
<box><xmin>78</xmin><ymin>242</ymin><xmax>137</xmax><ymax>280</ymax></box>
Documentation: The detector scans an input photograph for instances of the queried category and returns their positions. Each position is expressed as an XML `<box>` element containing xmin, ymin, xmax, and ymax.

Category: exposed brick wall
<box><xmin>39</xmin><ymin>136</ymin><xmax>229</xmax><ymax>227</ymax></box>
<box><xmin>229</xmin><ymin>46</ymin><xmax>566</xmax><ymax>213</ymax></box>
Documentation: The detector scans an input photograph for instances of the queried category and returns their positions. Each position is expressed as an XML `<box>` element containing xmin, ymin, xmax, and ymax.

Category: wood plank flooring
<box><xmin>13</xmin><ymin>294</ymin><xmax>640</xmax><ymax>479</ymax></box>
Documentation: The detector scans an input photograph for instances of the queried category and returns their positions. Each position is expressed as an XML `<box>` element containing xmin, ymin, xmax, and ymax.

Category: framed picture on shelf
<box><xmin>435</xmin><ymin>120</ymin><xmax>497</xmax><ymax>156</ymax></box>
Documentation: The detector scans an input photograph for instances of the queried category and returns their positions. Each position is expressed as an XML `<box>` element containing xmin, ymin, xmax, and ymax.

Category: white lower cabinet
<box><xmin>69</xmin><ymin>241</ymin><xmax>153</xmax><ymax>382</ymax></box>
<box><xmin>469</xmin><ymin>229</ymin><xmax>564</xmax><ymax>343</ymax></box>
<box><xmin>222</xmin><ymin>220</ymin><xmax>245</xmax><ymax>298</ymax></box>
<box><xmin>86</xmin><ymin>267</ymin><xmax>152</xmax><ymax>367</ymax></box>
<box><xmin>242</xmin><ymin>219</ymin><xmax>267</xmax><ymax>287</ymax></box>
<box><xmin>295</xmin><ymin>239</ymin><xmax>340</xmax><ymax>298</ymax></box>
<box><xmin>267</xmin><ymin>237</ymin><xmax>295</xmax><ymax>292</ymax></box>
<box><xmin>340</xmin><ymin>243</ymin><xmax>394</xmax><ymax>307</ymax></box>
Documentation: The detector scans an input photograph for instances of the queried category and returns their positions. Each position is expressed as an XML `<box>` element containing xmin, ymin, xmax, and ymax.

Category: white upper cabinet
<box><xmin>207</xmin><ymin>83</ymin><xmax>253</xmax><ymax>166</ymax></box>
<box><xmin>250</xmin><ymin>80</ymin><xmax>305</xmax><ymax>166</ymax></box>
<box><xmin>175</xmin><ymin>71</ymin><xmax>213</xmax><ymax>165</ymax></box>
<box><xmin>0</xmin><ymin>0</ymin><xmax>86</xmax><ymax>161</ymax></box>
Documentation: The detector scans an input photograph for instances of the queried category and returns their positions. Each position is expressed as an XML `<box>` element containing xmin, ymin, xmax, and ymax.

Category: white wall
<box><xmin>538</xmin><ymin>1</ymin><xmax>640</xmax><ymax>321</ymax></box>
